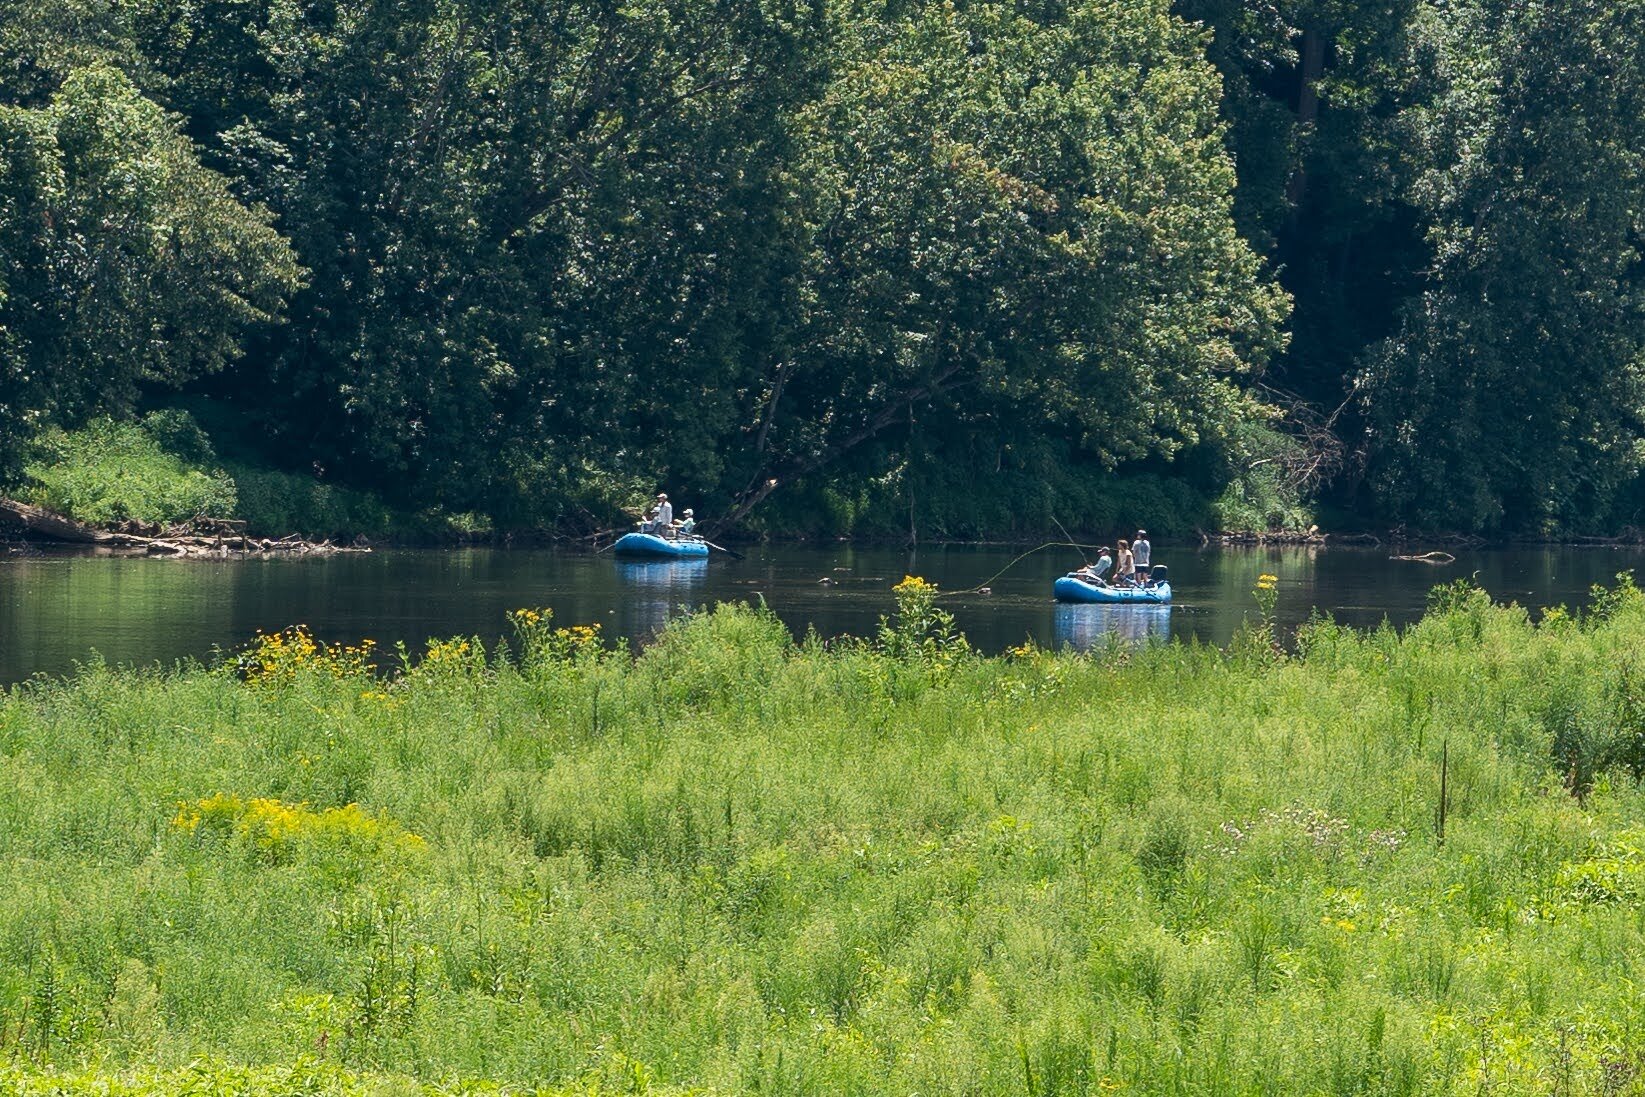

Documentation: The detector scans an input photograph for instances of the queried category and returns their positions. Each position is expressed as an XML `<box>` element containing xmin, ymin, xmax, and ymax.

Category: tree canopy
<box><xmin>3</xmin><ymin>0</ymin><xmax>1643</xmax><ymax>535</ymax></box>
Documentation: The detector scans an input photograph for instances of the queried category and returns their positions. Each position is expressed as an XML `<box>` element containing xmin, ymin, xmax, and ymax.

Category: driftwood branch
<box><xmin>1391</xmin><ymin>550</ymin><xmax>1456</xmax><ymax>564</ymax></box>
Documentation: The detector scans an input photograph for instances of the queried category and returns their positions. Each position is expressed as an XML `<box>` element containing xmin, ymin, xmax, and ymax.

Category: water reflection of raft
<box><xmin>612</xmin><ymin>532</ymin><xmax>711</xmax><ymax>558</ymax></box>
<box><xmin>1052</xmin><ymin>603</ymin><xmax>1171</xmax><ymax>650</ymax></box>
<box><xmin>1052</xmin><ymin>576</ymin><xmax>1172</xmax><ymax>605</ymax></box>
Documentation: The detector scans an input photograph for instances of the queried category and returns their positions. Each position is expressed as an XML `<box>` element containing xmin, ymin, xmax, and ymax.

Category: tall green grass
<box><xmin>5</xmin><ymin>579</ymin><xmax>1645</xmax><ymax>1093</ymax></box>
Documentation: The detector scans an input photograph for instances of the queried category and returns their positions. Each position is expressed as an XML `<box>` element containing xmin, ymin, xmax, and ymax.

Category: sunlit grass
<box><xmin>4</xmin><ymin>578</ymin><xmax>1645</xmax><ymax>1093</ymax></box>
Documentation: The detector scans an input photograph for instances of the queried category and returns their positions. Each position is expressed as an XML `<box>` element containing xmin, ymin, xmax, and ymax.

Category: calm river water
<box><xmin>2</xmin><ymin>542</ymin><xmax>1641</xmax><ymax>684</ymax></box>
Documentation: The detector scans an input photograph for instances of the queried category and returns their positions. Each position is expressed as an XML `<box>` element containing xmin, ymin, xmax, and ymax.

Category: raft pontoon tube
<box><xmin>1053</xmin><ymin>567</ymin><xmax>1171</xmax><ymax>605</ymax></box>
<box><xmin>612</xmin><ymin>532</ymin><xmax>712</xmax><ymax>558</ymax></box>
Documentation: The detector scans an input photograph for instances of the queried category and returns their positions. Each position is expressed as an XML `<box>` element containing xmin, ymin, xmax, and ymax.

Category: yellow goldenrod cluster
<box><xmin>421</xmin><ymin>637</ymin><xmax>476</xmax><ymax>667</ymax></box>
<box><xmin>412</xmin><ymin>636</ymin><xmax>486</xmax><ymax>681</ymax></box>
<box><xmin>172</xmin><ymin>794</ymin><xmax>425</xmax><ymax>861</ymax></box>
<box><xmin>1251</xmin><ymin>572</ymin><xmax>1280</xmax><ymax>633</ymax></box>
<box><xmin>879</xmin><ymin>574</ymin><xmax>968</xmax><ymax>669</ymax></box>
<box><xmin>888</xmin><ymin>575</ymin><xmax>940</xmax><ymax>632</ymax></box>
<box><xmin>508</xmin><ymin>607</ymin><xmax>604</xmax><ymax>666</ymax></box>
<box><xmin>557</xmin><ymin>622</ymin><xmax>602</xmax><ymax>654</ymax></box>
<box><xmin>357</xmin><ymin>688</ymin><xmax>400</xmax><ymax>710</ymax></box>
<box><xmin>238</xmin><ymin>627</ymin><xmax>375</xmax><ymax>686</ymax></box>
<box><xmin>893</xmin><ymin>574</ymin><xmax>937</xmax><ymax>598</ymax></box>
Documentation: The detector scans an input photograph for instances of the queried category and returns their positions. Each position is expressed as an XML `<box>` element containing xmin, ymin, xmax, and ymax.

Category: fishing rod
<box><xmin>1050</xmin><ymin>515</ymin><xmax>1103</xmax><ymax>556</ymax></box>
<box><xmin>931</xmin><ymin>517</ymin><xmax>1104</xmax><ymax>597</ymax></box>
<box><xmin>937</xmin><ymin>540</ymin><xmax>1092</xmax><ymax>597</ymax></box>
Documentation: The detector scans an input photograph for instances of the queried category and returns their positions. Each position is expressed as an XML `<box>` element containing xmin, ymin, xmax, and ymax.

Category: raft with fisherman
<box><xmin>612</xmin><ymin>492</ymin><xmax>714</xmax><ymax>558</ymax></box>
<box><xmin>1053</xmin><ymin>529</ymin><xmax>1172</xmax><ymax>604</ymax></box>
<box><xmin>615</xmin><ymin>497</ymin><xmax>1174</xmax><ymax>605</ymax></box>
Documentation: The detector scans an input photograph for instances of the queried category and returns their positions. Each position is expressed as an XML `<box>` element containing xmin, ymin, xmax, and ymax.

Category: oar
<box><xmin>703</xmin><ymin>539</ymin><xmax>745</xmax><ymax>560</ymax></box>
<box><xmin>594</xmin><ymin>525</ymin><xmax>635</xmax><ymax>554</ymax></box>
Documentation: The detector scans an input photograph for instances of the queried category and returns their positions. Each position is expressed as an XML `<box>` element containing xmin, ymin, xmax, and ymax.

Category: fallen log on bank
<box><xmin>0</xmin><ymin>497</ymin><xmax>114</xmax><ymax>543</ymax></box>
<box><xmin>1390</xmin><ymin>550</ymin><xmax>1456</xmax><ymax>564</ymax></box>
<box><xmin>138</xmin><ymin>533</ymin><xmax>365</xmax><ymax>558</ymax></box>
<box><xmin>0</xmin><ymin>497</ymin><xmax>367</xmax><ymax>558</ymax></box>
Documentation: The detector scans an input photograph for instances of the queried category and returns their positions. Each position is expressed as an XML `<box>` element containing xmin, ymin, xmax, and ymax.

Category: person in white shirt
<box><xmin>643</xmin><ymin>492</ymin><xmax>674</xmax><ymax>534</ymax></box>
<box><xmin>1133</xmin><ymin>529</ymin><xmax>1152</xmax><ymax>582</ymax></box>
<box><xmin>677</xmin><ymin>509</ymin><xmax>696</xmax><ymax>535</ymax></box>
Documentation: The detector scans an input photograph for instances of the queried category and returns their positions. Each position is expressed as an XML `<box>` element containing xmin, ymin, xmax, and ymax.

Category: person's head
<box><xmin>656</xmin><ymin>492</ymin><xmax>668</xmax><ymax>502</ymax></box>
<box><xmin>1098</xmin><ymin>546</ymin><xmax>1111</xmax><ymax>556</ymax></box>
<box><xmin>1136</xmin><ymin>529</ymin><xmax>1146</xmax><ymax>540</ymax></box>
<box><xmin>1118</xmin><ymin>539</ymin><xmax>1129</xmax><ymax>552</ymax></box>
<box><xmin>683</xmin><ymin>509</ymin><xmax>694</xmax><ymax>517</ymax></box>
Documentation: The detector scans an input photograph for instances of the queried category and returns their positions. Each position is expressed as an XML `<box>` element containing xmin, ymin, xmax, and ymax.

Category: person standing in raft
<box><xmin>642</xmin><ymin>492</ymin><xmax>674</xmax><ymax>534</ymax></box>
<box><xmin>1133</xmin><ymin>529</ymin><xmax>1151</xmax><ymax>582</ymax></box>
<box><xmin>1076</xmin><ymin>547</ymin><xmax>1113</xmax><ymax>584</ymax></box>
<box><xmin>1115</xmin><ymin>539</ymin><xmax>1136</xmax><ymax>585</ymax></box>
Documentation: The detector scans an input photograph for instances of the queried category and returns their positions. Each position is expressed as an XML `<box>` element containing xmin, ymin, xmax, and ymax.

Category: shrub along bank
<box><xmin>4</xmin><ymin>579</ymin><xmax>1645</xmax><ymax>1093</ymax></box>
<box><xmin>10</xmin><ymin>414</ymin><xmax>479</xmax><ymax>541</ymax></box>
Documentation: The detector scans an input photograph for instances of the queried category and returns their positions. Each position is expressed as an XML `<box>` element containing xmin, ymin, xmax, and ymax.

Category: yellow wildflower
<box><xmin>172</xmin><ymin>794</ymin><xmax>425</xmax><ymax>861</ymax></box>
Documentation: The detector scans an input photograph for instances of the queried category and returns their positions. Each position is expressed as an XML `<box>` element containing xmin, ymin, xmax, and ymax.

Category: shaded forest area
<box><xmin>2</xmin><ymin>0</ymin><xmax>1643</xmax><ymax>539</ymax></box>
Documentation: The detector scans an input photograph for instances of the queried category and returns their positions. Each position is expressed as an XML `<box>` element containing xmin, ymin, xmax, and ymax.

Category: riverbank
<box><xmin>5</xmin><ymin>579</ymin><xmax>1645</xmax><ymax>1092</ymax></box>
<box><xmin>14</xmin><ymin>411</ymin><xmax>1643</xmax><ymax>550</ymax></box>
<box><xmin>5</xmin><ymin>411</ymin><xmax>1321</xmax><ymax>548</ymax></box>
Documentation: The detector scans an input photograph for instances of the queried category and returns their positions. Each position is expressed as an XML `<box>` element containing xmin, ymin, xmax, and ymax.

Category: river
<box><xmin>1</xmin><ymin>543</ymin><xmax>1640</xmax><ymax>684</ymax></box>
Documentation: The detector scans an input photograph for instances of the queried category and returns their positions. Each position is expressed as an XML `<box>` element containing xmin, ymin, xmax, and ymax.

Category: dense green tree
<box><xmin>718</xmin><ymin>0</ymin><xmax>1289</xmax><ymax>527</ymax></box>
<box><xmin>1359</xmin><ymin>0</ymin><xmax>1645</xmax><ymax>533</ymax></box>
<box><xmin>0</xmin><ymin>64</ymin><xmax>299</xmax><ymax>472</ymax></box>
<box><xmin>1172</xmin><ymin>0</ymin><xmax>1423</xmax><ymax>410</ymax></box>
<box><xmin>156</xmin><ymin>0</ymin><xmax>823</xmax><ymax>518</ymax></box>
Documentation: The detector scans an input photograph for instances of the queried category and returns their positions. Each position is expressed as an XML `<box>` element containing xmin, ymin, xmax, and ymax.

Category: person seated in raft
<box><xmin>1075</xmin><ymin>547</ymin><xmax>1113</xmax><ymax>584</ymax></box>
<box><xmin>1115</xmin><ymin>539</ymin><xmax>1136</xmax><ymax>586</ymax></box>
<box><xmin>676</xmin><ymin>509</ymin><xmax>696</xmax><ymax>535</ymax></box>
<box><xmin>1133</xmin><ymin>529</ymin><xmax>1151</xmax><ymax>582</ymax></box>
<box><xmin>642</xmin><ymin>492</ymin><xmax>674</xmax><ymax>534</ymax></box>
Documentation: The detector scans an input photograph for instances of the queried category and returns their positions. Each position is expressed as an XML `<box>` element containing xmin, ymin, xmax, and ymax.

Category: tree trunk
<box><xmin>0</xmin><ymin>498</ymin><xmax>115</xmax><ymax>543</ymax></box>
<box><xmin>1286</xmin><ymin>27</ymin><xmax>1327</xmax><ymax>207</ymax></box>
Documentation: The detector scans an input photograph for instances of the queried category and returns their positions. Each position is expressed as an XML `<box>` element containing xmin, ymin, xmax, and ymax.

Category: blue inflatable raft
<box><xmin>1053</xmin><ymin>576</ymin><xmax>1171</xmax><ymax>605</ymax></box>
<box><xmin>612</xmin><ymin>532</ymin><xmax>711</xmax><ymax>559</ymax></box>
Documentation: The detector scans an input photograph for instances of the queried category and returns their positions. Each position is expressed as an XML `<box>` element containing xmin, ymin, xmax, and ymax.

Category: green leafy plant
<box><xmin>22</xmin><ymin>415</ymin><xmax>237</xmax><ymax>526</ymax></box>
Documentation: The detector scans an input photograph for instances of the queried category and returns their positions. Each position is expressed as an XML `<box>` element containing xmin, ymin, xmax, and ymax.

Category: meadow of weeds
<box><xmin>6</xmin><ymin>576</ymin><xmax>1645</xmax><ymax>1094</ymax></box>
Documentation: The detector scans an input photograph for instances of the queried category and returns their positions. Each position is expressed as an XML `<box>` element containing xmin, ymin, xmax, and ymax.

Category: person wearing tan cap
<box><xmin>1075</xmin><ymin>547</ymin><xmax>1113</xmax><ymax>585</ymax></box>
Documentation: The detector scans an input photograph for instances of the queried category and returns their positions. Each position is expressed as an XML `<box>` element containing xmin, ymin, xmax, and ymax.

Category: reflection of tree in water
<box><xmin>615</xmin><ymin>560</ymin><xmax>710</xmax><ymax>639</ymax></box>
<box><xmin>1052</xmin><ymin>604</ymin><xmax>1170</xmax><ymax>652</ymax></box>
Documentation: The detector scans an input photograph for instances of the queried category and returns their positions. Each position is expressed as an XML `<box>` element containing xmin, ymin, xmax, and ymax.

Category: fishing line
<box><xmin>936</xmin><ymin>535</ymin><xmax>1094</xmax><ymax>598</ymax></box>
